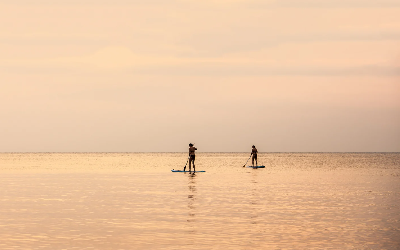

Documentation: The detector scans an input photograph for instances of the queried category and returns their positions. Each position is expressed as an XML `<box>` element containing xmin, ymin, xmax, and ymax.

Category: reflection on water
<box><xmin>250</xmin><ymin>170</ymin><xmax>259</xmax><ymax>226</ymax></box>
<box><xmin>0</xmin><ymin>153</ymin><xmax>399</xmax><ymax>249</ymax></box>
<box><xmin>187</xmin><ymin>173</ymin><xmax>196</xmax><ymax>228</ymax></box>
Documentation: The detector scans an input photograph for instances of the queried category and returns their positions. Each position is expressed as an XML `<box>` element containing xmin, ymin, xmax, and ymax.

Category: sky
<box><xmin>0</xmin><ymin>0</ymin><xmax>399</xmax><ymax>152</ymax></box>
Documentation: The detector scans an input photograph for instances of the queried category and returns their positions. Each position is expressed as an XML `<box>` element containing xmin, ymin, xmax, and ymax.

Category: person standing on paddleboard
<box><xmin>188</xmin><ymin>143</ymin><xmax>197</xmax><ymax>172</ymax></box>
<box><xmin>251</xmin><ymin>145</ymin><xmax>258</xmax><ymax>166</ymax></box>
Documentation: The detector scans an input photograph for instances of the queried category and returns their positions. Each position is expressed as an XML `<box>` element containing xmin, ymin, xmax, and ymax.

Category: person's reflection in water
<box><xmin>247</xmin><ymin>169</ymin><xmax>262</xmax><ymax>248</ymax></box>
<box><xmin>250</xmin><ymin>170</ymin><xmax>259</xmax><ymax>225</ymax></box>
<box><xmin>187</xmin><ymin>173</ymin><xmax>197</xmax><ymax>234</ymax></box>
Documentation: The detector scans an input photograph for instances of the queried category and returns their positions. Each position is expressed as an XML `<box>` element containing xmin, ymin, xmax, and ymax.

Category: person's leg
<box><xmin>193</xmin><ymin>158</ymin><xmax>195</xmax><ymax>172</ymax></box>
<box><xmin>255</xmin><ymin>155</ymin><xmax>257</xmax><ymax>166</ymax></box>
<box><xmin>188</xmin><ymin>157</ymin><xmax>192</xmax><ymax>172</ymax></box>
<box><xmin>252</xmin><ymin>155</ymin><xmax>255</xmax><ymax>166</ymax></box>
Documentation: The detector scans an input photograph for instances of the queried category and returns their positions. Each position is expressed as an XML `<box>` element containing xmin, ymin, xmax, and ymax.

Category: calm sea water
<box><xmin>0</xmin><ymin>153</ymin><xmax>399</xmax><ymax>249</ymax></box>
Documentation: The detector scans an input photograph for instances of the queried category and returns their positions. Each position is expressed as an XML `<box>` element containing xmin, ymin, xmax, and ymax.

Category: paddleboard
<box><xmin>171</xmin><ymin>170</ymin><xmax>206</xmax><ymax>172</ymax></box>
<box><xmin>246</xmin><ymin>166</ymin><xmax>265</xmax><ymax>168</ymax></box>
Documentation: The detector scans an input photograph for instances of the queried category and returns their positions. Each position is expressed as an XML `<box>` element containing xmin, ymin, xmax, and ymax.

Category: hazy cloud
<box><xmin>254</xmin><ymin>0</ymin><xmax>400</xmax><ymax>8</ymax></box>
<box><xmin>4</xmin><ymin>0</ymin><xmax>400</xmax><ymax>8</ymax></box>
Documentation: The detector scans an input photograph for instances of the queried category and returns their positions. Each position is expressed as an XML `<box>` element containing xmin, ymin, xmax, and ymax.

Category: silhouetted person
<box><xmin>251</xmin><ymin>145</ymin><xmax>258</xmax><ymax>166</ymax></box>
<box><xmin>188</xmin><ymin>143</ymin><xmax>197</xmax><ymax>172</ymax></box>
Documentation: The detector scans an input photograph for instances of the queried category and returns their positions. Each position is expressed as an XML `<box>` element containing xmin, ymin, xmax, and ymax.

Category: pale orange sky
<box><xmin>0</xmin><ymin>0</ymin><xmax>399</xmax><ymax>152</ymax></box>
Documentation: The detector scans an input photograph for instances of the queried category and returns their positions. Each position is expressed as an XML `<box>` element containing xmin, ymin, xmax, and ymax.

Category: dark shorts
<box><xmin>190</xmin><ymin>155</ymin><xmax>195</xmax><ymax>161</ymax></box>
<box><xmin>252</xmin><ymin>154</ymin><xmax>257</xmax><ymax>160</ymax></box>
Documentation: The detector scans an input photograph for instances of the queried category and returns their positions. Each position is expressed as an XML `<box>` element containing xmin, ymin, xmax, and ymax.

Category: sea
<box><xmin>0</xmin><ymin>152</ymin><xmax>399</xmax><ymax>250</ymax></box>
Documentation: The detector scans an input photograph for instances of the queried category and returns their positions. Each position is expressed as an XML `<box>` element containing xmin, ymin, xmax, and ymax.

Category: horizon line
<box><xmin>0</xmin><ymin>151</ymin><xmax>399</xmax><ymax>154</ymax></box>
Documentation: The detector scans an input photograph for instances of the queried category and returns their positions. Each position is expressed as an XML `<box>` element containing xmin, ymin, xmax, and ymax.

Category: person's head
<box><xmin>252</xmin><ymin>145</ymin><xmax>255</xmax><ymax>148</ymax></box>
<box><xmin>189</xmin><ymin>143</ymin><xmax>193</xmax><ymax>147</ymax></box>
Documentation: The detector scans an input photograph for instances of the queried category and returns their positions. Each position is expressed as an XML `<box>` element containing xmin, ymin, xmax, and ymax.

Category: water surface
<box><xmin>0</xmin><ymin>153</ymin><xmax>399</xmax><ymax>249</ymax></box>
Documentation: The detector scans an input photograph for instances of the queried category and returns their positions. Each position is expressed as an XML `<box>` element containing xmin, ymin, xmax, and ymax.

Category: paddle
<box><xmin>242</xmin><ymin>154</ymin><xmax>252</xmax><ymax>167</ymax></box>
<box><xmin>183</xmin><ymin>155</ymin><xmax>190</xmax><ymax>171</ymax></box>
